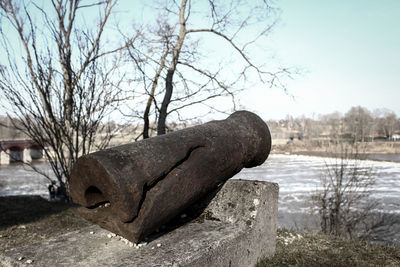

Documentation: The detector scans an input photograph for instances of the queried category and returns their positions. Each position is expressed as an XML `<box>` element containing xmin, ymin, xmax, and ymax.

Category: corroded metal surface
<box><xmin>69</xmin><ymin>111</ymin><xmax>271</xmax><ymax>243</ymax></box>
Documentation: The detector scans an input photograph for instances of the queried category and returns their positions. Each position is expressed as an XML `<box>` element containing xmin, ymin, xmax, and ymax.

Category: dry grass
<box><xmin>257</xmin><ymin>229</ymin><xmax>400</xmax><ymax>267</ymax></box>
<box><xmin>272</xmin><ymin>140</ymin><xmax>400</xmax><ymax>155</ymax></box>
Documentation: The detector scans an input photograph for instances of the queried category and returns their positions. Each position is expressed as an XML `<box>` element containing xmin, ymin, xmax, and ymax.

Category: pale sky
<box><xmin>1</xmin><ymin>1</ymin><xmax>399</xmax><ymax>122</ymax></box>
<box><xmin>239</xmin><ymin>0</ymin><xmax>400</xmax><ymax>120</ymax></box>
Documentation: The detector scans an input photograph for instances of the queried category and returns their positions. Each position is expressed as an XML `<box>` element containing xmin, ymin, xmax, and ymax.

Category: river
<box><xmin>234</xmin><ymin>154</ymin><xmax>400</xmax><ymax>246</ymax></box>
<box><xmin>234</xmin><ymin>154</ymin><xmax>400</xmax><ymax>215</ymax></box>
<box><xmin>1</xmin><ymin>154</ymin><xmax>399</xmax><ymax>244</ymax></box>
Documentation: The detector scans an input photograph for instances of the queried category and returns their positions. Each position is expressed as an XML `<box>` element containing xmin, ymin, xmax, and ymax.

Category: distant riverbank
<box><xmin>279</xmin><ymin>151</ymin><xmax>400</xmax><ymax>163</ymax></box>
<box><xmin>272</xmin><ymin>139</ymin><xmax>400</xmax><ymax>163</ymax></box>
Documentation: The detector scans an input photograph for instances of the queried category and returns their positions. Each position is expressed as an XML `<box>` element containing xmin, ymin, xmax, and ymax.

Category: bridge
<box><xmin>0</xmin><ymin>140</ymin><xmax>45</xmax><ymax>164</ymax></box>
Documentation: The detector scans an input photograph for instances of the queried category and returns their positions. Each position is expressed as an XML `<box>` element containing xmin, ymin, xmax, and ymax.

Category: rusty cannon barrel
<box><xmin>70</xmin><ymin>110</ymin><xmax>271</xmax><ymax>243</ymax></box>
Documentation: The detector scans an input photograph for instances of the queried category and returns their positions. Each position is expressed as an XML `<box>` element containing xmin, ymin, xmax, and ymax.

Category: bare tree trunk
<box><xmin>157</xmin><ymin>70</ymin><xmax>173</xmax><ymax>135</ymax></box>
<box><xmin>157</xmin><ymin>0</ymin><xmax>187</xmax><ymax>135</ymax></box>
<box><xmin>142</xmin><ymin>103</ymin><xmax>152</xmax><ymax>139</ymax></box>
<box><xmin>143</xmin><ymin>50</ymin><xmax>168</xmax><ymax>139</ymax></box>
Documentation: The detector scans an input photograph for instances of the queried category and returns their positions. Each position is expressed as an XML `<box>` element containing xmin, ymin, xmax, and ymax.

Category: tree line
<box><xmin>267</xmin><ymin>106</ymin><xmax>400</xmax><ymax>142</ymax></box>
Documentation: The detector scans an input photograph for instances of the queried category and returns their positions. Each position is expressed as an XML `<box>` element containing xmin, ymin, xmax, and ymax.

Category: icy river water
<box><xmin>235</xmin><ymin>154</ymin><xmax>400</xmax><ymax>215</ymax></box>
<box><xmin>1</xmin><ymin>154</ymin><xmax>399</xmax><ymax>244</ymax></box>
<box><xmin>235</xmin><ymin>154</ymin><xmax>400</xmax><ymax>242</ymax></box>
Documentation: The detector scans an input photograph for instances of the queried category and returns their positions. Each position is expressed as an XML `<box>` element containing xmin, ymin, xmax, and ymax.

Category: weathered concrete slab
<box><xmin>0</xmin><ymin>179</ymin><xmax>278</xmax><ymax>267</ymax></box>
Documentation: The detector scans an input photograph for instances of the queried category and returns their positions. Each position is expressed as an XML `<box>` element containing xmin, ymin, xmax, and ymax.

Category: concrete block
<box><xmin>0</xmin><ymin>179</ymin><xmax>278</xmax><ymax>267</ymax></box>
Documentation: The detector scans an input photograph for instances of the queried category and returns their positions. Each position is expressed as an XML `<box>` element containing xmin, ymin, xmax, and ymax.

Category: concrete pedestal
<box><xmin>0</xmin><ymin>179</ymin><xmax>278</xmax><ymax>267</ymax></box>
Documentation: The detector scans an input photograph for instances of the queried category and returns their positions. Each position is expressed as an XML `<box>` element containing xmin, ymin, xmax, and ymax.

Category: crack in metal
<box><xmin>126</xmin><ymin>145</ymin><xmax>205</xmax><ymax>223</ymax></box>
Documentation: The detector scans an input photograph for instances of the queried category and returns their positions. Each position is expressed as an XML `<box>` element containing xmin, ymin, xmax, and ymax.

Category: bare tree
<box><xmin>344</xmin><ymin>106</ymin><xmax>373</xmax><ymax>142</ymax></box>
<box><xmin>123</xmin><ymin>0</ymin><xmax>291</xmax><ymax>138</ymax></box>
<box><xmin>0</xmin><ymin>116</ymin><xmax>27</xmax><ymax>139</ymax></box>
<box><xmin>0</xmin><ymin>0</ymin><xmax>127</xmax><ymax>197</ymax></box>
<box><xmin>315</xmin><ymin>143</ymin><xmax>396</xmax><ymax>241</ymax></box>
<box><xmin>373</xmin><ymin>109</ymin><xmax>398</xmax><ymax>139</ymax></box>
<box><xmin>320</xmin><ymin>112</ymin><xmax>344</xmax><ymax>140</ymax></box>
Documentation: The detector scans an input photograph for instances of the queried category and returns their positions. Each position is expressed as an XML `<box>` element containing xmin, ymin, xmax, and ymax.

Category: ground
<box><xmin>1</xmin><ymin>196</ymin><xmax>399</xmax><ymax>266</ymax></box>
<box><xmin>258</xmin><ymin>229</ymin><xmax>400</xmax><ymax>267</ymax></box>
<box><xmin>0</xmin><ymin>195</ymin><xmax>91</xmax><ymax>251</ymax></box>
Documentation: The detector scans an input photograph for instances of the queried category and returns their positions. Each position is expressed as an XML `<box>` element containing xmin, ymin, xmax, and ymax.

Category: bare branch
<box><xmin>0</xmin><ymin>0</ymin><xmax>126</xmax><ymax>199</ymax></box>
